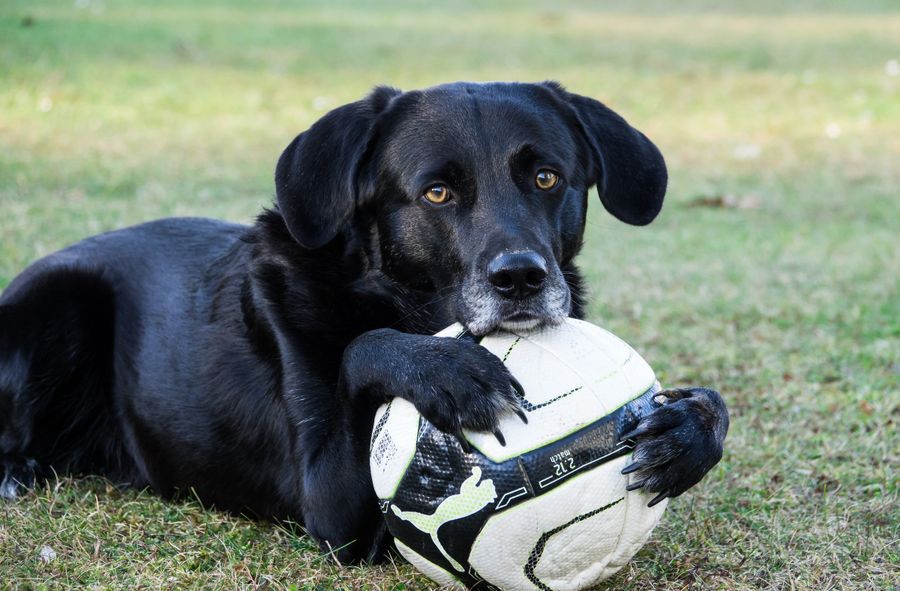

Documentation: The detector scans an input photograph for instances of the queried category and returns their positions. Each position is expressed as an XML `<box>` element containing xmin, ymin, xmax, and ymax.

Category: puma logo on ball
<box><xmin>391</xmin><ymin>466</ymin><xmax>497</xmax><ymax>572</ymax></box>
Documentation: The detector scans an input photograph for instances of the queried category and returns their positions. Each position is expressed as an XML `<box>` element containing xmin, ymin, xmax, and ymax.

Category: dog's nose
<box><xmin>487</xmin><ymin>251</ymin><xmax>548</xmax><ymax>299</ymax></box>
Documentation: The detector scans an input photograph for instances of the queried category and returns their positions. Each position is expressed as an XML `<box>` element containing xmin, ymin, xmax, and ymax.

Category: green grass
<box><xmin>1</xmin><ymin>0</ymin><xmax>898</xmax><ymax>589</ymax></box>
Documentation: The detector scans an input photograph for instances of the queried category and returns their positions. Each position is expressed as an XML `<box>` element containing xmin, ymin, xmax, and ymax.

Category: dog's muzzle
<box><xmin>459</xmin><ymin>252</ymin><xmax>571</xmax><ymax>335</ymax></box>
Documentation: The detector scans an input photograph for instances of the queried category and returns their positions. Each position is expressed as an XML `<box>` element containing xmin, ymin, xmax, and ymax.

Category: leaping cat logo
<box><xmin>391</xmin><ymin>466</ymin><xmax>497</xmax><ymax>572</ymax></box>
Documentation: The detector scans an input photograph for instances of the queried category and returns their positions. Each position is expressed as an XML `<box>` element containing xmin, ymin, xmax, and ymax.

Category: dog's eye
<box><xmin>423</xmin><ymin>184</ymin><xmax>451</xmax><ymax>204</ymax></box>
<box><xmin>535</xmin><ymin>170</ymin><xmax>559</xmax><ymax>191</ymax></box>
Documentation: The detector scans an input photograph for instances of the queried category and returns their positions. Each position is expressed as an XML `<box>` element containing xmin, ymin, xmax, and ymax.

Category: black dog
<box><xmin>0</xmin><ymin>82</ymin><xmax>728</xmax><ymax>563</ymax></box>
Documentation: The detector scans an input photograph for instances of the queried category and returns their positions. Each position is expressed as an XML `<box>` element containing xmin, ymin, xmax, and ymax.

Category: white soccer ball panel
<box><xmin>433</xmin><ymin>323</ymin><xmax>467</xmax><ymax>339</ymax></box>
<box><xmin>395</xmin><ymin>539</ymin><xmax>465</xmax><ymax>590</ymax></box>
<box><xmin>603</xmin><ymin>473</ymin><xmax>668</xmax><ymax>574</ymax></box>
<box><xmin>533</xmin><ymin>500</ymin><xmax>625</xmax><ymax>590</ymax></box>
<box><xmin>370</xmin><ymin>398</ymin><xmax>421</xmax><ymax>500</ymax></box>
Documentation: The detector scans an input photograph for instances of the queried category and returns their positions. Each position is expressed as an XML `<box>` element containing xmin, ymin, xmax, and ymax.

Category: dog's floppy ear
<box><xmin>275</xmin><ymin>86</ymin><xmax>401</xmax><ymax>249</ymax></box>
<box><xmin>547</xmin><ymin>83</ymin><xmax>667</xmax><ymax>225</ymax></box>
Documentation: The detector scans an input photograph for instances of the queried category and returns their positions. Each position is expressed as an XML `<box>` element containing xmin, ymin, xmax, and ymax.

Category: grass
<box><xmin>0</xmin><ymin>0</ymin><xmax>897</xmax><ymax>589</ymax></box>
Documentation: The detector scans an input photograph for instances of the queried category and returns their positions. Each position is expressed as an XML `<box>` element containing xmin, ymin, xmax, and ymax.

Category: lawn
<box><xmin>0</xmin><ymin>0</ymin><xmax>897</xmax><ymax>589</ymax></box>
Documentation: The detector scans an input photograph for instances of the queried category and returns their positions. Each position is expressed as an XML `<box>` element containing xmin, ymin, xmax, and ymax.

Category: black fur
<box><xmin>0</xmin><ymin>82</ymin><xmax>727</xmax><ymax>563</ymax></box>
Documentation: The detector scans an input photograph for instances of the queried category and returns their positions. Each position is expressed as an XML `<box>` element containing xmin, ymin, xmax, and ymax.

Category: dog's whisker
<box><xmin>387</xmin><ymin>283</ymin><xmax>457</xmax><ymax>330</ymax></box>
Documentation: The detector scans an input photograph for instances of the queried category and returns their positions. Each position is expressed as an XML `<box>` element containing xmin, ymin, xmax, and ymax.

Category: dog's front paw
<box><xmin>344</xmin><ymin>330</ymin><xmax>527</xmax><ymax>448</ymax></box>
<box><xmin>408</xmin><ymin>337</ymin><xmax>524</xmax><ymax>447</ymax></box>
<box><xmin>620</xmin><ymin>387</ymin><xmax>729</xmax><ymax>506</ymax></box>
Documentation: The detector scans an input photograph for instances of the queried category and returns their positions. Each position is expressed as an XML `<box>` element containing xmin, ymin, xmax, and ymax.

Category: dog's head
<box><xmin>275</xmin><ymin>82</ymin><xmax>666</xmax><ymax>335</ymax></box>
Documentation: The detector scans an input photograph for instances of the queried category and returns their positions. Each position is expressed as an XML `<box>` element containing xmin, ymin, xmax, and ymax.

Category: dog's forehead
<box><xmin>381</xmin><ymin>83</ymin><xmax>577</xmax><ymax>166</ymax></box>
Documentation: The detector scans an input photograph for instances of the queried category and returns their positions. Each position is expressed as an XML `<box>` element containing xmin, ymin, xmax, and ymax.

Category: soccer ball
<box><xmin>369</xmin><ymin>318</ymin><xmax>668</xmax><ymax>591</ymax></box>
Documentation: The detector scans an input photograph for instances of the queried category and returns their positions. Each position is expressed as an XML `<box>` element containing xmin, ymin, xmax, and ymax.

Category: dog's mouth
<box><xmin>457</xmin><ymin>271</ymin><xmax>571</xmax><ymax>336</ymax></box>
<box><xmin>468</xmin><ymin>302</ymin><xmax>569</xmax><ymax>336</ymax></box>
<box><xmin>498</xmin><ymin>311</ymin><xmax>548</xmax><ymax>331</ymax></box>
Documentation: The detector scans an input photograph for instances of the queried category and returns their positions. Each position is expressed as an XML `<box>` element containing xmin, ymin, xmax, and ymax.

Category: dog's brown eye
<box><xmin>535</xmin><ymin>170</ymin><xmax>559</xmax><ymax>190</ymax></box>
<box><xmin>423</xmin><ymin>184</ymin><xmax>451</xmax><ymax>204</ymax></box>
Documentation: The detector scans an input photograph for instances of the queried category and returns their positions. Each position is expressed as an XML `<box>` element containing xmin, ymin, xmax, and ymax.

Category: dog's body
<box><xmin>0</xmin><ymin>82</ymin><xmax>728</xmax><ymax>563</ymax></box>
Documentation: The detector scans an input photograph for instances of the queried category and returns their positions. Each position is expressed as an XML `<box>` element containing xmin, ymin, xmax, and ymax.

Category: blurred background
<box><xmin>1</xmin><ymin>1</ymin><xmax>897</xmax><ymax>589</ymax></box>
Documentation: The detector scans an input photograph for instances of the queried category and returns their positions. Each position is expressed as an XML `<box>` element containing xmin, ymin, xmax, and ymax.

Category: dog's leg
<box><xmin>299</xmin><ymin>328</ymin><xmax>522</xmax><ymax>563</ymax></box>
<box><xmin>0</xmin><ymin>303</ymin><xmax>44</xmax><ymax>499</ymax></box>
<box><xmin>619</xmin><ymin>387</ymin><xmax>729</xmax><ymax>505</ymax></box>
<box><xmin>0</xmin><ymin>270</ymin><xmax>128</xmax><ymax>495</ymax></box>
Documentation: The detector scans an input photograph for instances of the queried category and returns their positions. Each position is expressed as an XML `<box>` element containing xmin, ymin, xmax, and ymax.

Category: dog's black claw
<box><xmin>510</xmin><ymin>376</ymin><xmax>525</xmax><ymax>398</ymax></box>
<box><xmin>619</xmin><ymin>427</ymin><xmax>640</xmax><ymax>441</ymax></box>
<box><xmin>619</xmin><ymin>428</ymin><xmax>640</xmax><ymax>442</ymax></box>
<box><xmin>455</xmin><ymin>433</ymin><xmax>472</xmax><ymax>454</ymax></box>
<box><xmin>493</xmin><ymin>429</ymin><xmax>506</xmax><ymax>447</ymax></box>
<box><xmin>625</xmin><ymin>480</ymin><xmax>646</xmax><ymax>492</ymax></box>
<box><xmin>647</xmin><ymin>491</ymin><xmax>669</xmax><ymax>507</ymax></box>
<box><xmin>621</xmin><ymin>461</ymin><xmax>642</xmax><ymax>475</ymax></box>
<box><xmin>620</xmin><ymin>423</ymin><xmax>655</xmax><ymax>442</ymax></box>
<box><xmin>514</xmin><ymin>407</ymin><xmax>529</xmax><ymax>424</ymax></box>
